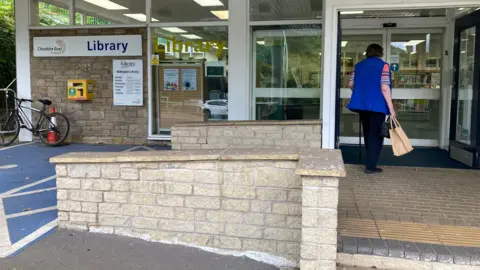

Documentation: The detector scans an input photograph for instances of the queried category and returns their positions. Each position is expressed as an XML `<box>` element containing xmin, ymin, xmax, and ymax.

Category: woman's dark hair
<box><xmin>366</xmin><ymin>44</ymin><xmax>384</xmax><ymax>58</ymax></box>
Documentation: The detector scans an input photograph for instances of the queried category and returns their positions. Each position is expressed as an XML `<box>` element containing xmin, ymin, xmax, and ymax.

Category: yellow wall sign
<box><xmin>152</xmin><ymin>54</ymin><xmax>160</xmax><ymax>65</ymax></box>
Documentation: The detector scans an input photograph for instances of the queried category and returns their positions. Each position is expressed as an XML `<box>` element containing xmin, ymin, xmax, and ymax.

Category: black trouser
<box><xmin>358</xmin><ymin>110</ymin><xmax>385</xmax><ymax>170</ymax></box>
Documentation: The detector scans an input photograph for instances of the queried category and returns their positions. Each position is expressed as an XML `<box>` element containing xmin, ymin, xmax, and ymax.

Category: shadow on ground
<box><xmin>0</xmin><ymin>230</ymin><xmax>280</xmax><ymax>270</ymax></box>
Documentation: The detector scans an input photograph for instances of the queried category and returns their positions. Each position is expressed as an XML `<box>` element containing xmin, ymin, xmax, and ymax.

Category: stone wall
<box><xmin>171</xmin><ymin>121</ymin><xmax>322</xmax><ymax>150</ymax></box>
<box><xmin>30</xmin><ymin>28</ymin><xmax>148</xmax><ymax>144</ymax></box>
<box><xmin>51</xmin><ymin>148</ymin><xmax>345</xmax><ymax>269</ymax></box>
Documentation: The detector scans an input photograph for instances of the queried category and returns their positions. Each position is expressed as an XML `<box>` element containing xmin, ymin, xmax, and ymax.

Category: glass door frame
<box><xmin>450</xmin><ymin>11</ymin><xmax>480</xmax><ymax>168</ymax></box>
<box><xmin>339</xmin><ymin>28</ymin><xmax>444</xmax><ymax>147</ymax></box>
<box><xmin>250</xmin><ymin>27</ymin><xmax>323</xmax><ymax>120</ymax></box>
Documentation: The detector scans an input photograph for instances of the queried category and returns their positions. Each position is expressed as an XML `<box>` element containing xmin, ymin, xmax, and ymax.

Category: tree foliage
<box><xmin>0</xmin><ymin>0</ymin><xmax>16</xmax><ymax>89</ymax></box>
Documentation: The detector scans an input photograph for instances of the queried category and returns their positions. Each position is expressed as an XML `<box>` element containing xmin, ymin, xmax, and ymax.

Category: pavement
<box><xmin>0</xmin><ymin>142</ymin><xmax>167</xmax><ymax>257</ymax></box>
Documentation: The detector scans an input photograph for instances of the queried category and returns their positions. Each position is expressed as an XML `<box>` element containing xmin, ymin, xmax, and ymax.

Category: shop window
<box><xmin>252</xmin><ymin>25</ymin><xmax>322</xmax><ymax>121</ymax></box>
<box><xmin>150</xmin><ymin>26</ymin><xmax>228</xmax><ymax>136</ymax></box>
<box><xmin>31</xmin><ymin>0</ymin><xmax>146</xmax><ymax>26</ymax></box>
<box><xmin>250</xmin><ymin>0</ymin><xmax>322</xmax><ymax>21</ymax></box>
<box><xmin>151</xmin><ymin>0</ymin><xmax>229</xmax><ymax>23</ymax></box>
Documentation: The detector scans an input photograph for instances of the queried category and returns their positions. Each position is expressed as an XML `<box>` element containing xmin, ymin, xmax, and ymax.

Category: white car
<box><xmin>201</xmin><ymin>100</ymin><xmax>228</xmax><ymax>120</ymax></box>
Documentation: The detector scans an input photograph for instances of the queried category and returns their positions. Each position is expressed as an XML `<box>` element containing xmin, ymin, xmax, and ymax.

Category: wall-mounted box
<box><xmin>67</xmin><ymin>79</ymin><xmax>95</xmax><ymax>101</ymax></box>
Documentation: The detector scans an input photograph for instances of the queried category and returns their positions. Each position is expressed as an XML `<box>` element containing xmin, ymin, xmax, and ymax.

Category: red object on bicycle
<box><xmin>47</xmin><ymin>105</ymin><xmax>60</xmax><ymax>143</ymax></box>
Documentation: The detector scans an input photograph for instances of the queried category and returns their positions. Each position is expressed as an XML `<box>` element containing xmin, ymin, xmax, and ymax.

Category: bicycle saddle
<box><xmin>38</xmin><ymin>99</ymin><xmax>52</xmax><ymax>106</ymax></box>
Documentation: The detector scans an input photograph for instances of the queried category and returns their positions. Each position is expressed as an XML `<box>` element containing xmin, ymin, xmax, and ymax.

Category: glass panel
<box><xmin>151</xmin><ymin>0</ymin><xmax>228</xmax><ymax>22</ymax></box>
<box><xmin>250</xmin><ymin>0</ymin><xmax>322</xmax><ymax>21</ymax></box>
<box><xmin>389</xmin><ymin>32</ymin><xmax>443</xmax><ymax>140</ymax></box>
<box><xmin>31</xmin><ymin>0</ymin><xmax>146</xmax><ymax>26</ymax></box>
<box><xmin>151</xmin><ymin>26</ymin><xmax>228</xmax><ymax>136</ymax></box>
<box><xmin>252</xmin><ymin>25</ymin><xmax>322</xmax><ymax>120</ymax></box>
<box><xmin>456</xmin><ymin>27</ymin><xmax>476</xmax><ymax>145</ymax></box>
<box><xmin>340</xmin><ymin>34</ymin><xmax>383</xmax><ymax>137</ymax></box>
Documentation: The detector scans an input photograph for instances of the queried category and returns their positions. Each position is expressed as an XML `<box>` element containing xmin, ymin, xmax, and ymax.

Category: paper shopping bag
<box><xmin>389</xmin><ymin>118</ymin><xmax>414</xmax><ymax>156</ymax></box>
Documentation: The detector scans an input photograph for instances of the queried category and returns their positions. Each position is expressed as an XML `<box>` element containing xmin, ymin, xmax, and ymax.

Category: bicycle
<box><xmin>0</xmin><ymin>92</ymin><xmax>70</xmax><ymax>147</ymax></box>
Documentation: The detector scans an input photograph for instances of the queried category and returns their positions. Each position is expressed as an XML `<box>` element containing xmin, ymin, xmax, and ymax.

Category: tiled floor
<box><xmin>338</xmin><ymin>165</ymin><xmax>480</xmax><ymax>247</ymax></box>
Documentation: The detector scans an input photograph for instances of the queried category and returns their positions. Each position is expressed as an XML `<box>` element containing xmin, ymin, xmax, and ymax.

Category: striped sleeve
<box><xmin>349</xmin><ymin>72</ymin><xmax>355</xmax><ymax>82</ymax></box>
<box><xmin>381</xmin><ymin>63</ymin><xmax>390</xmax><ymax>85</ymax></box>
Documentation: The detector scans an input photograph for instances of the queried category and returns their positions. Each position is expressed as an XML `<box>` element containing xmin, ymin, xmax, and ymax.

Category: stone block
<box><xmin>57</xmin><ymin>190</ymin><xmax>68</xmax><ymax>200</ymax></box>
<box><xmin>165</xmin><ymin>183</ymin><xmax>192</xmax><ymax>195</ymax></box>
<box><xmin>300</xmin><ymin>260</ymin><xmax>336</xmax><ymax>270</ymax></box>
<box><xmin>58</xmin><ymin>201</ymin><xmax>81</xmax><ymax>212</ymax></box>
<box><xmin>81</xmin><ymin>202</ymin><xmax>98</xmax><ymax>213</ymax></box>
<box><xmin>132</xmin><ymin>217</ymin><xmax>158</xmax><ymax>229</ymax></box>
<box><xmin>69</xmin><ymin>190</ymin><xmax>103</xmax><ymax>202</ymax></box>
<box><xmin>120</xmin><ymin>204</ymin><xmax>140</xmax><ymax>216</ymax></box>
<box><xmin>99</xmin><ymin>203</ymin><xmax>121</xmax><ymax>214</ymax></box>
<box><xmin>131</xmin><ymin>181</ymin><xmax>163</xmax><ymax>194</ymax></box>
<box><xmin>222</xmin><ymin>199</ymin><xmax>250</xmax><ymax>212</ymax></box>
<box><xmin>301</xmin><ymin>244</ymin><xmax>319</xmax><ymax>260</ymax></box>
<box><xmin>196</xmin><ymin>222</ymin><xmax>224</xmax><ymax>234</ymax></box>
<box><xmin>57</xmin><ymin>177</ymin><xmax>81</xmax><ymax>189</ymax></box>
<box><xmin>264</xmin><ymin>228</ymin><xmax>301</xmax><ymax>242</ymax></box>
<box><xmin>104</xmin><ymin>192</ymin><xmax>129</xmax><ymax>203</ymax></box>
<box><xmin>156</xmin><ymin>194</ymin><xmax>184</xmax><ymax>207</ymax></box>
<box><xmin>139</xmin><ymin>205</ymin><xmax>175</xmax><ymax>219</ymax></box>
<box><xmin>243</xmin><ymin>213</ymin><xmax>264</xmax><ymax>226</ymax></box>
<box><xmin>251</xmin><ymin>200</ymin><xmax>272</xmax><ymax>213</ymax></box>
<box><xmin>256</xmin><ymin>189</ymin><xmax>287</xmax><ymax>201</ymax></box>
<box><xmin>130</xmin><ymin>193</ymin><xmax>155</xmax><ymax>205</ymax></box>
<box><xmin>56</xmin><ymin>165</ymin><xmax>67</xmax><ymax>177</ymax></box>
<box><xmin>58</xmin><ymin>212</ymin><xmax>69</xmax><ymax>221</ymax></box>
<box><xmin>194</xmin><ymin>170</ymin><xmax>222</xmax><ymax>184</ymax></box>
<box><xmin>93</xmin><ymin>179</ymin><xmax>111</xmax><ymax>191</ymax></box>
<box><xmin>102</xmin><ymin>165</ymin><xmax>120</xmax><ymax>179</ymax></box>
<box><xmin>286</xmin><ymin>216</ymin><xmax>302</xmax><ymax>229</ymax></box>
<box><xmin>213</xmin><ymin>236</ymin><xmax>242</xmax><ymax>250</ymax></box>
<box><xmin>302</xmin><ymin>228</ymin><xmax>337</xmax><ymax>245</ymax></box>
<box><xmin>243</xmin><ymin>239</ymin><xmax>277</xmax><ymax>253</ymax></box>
<box><xmin>222</xmin><ymin>186</ymin><xmax>255</xmax><ymax>199</ymax></box>
<box><xmin>206</xmin><ymin>210</ymin><xmax>243</xmax><ymax>224</ymax></box>
<box><xmin>194</xmin><ymin>184</ymin><xmax>221</xmax><ymax>197</ymax></box>
<box><xmin>225</xmin><ymin>224</ymin><xmax>263</xmax><ymax>239</ymax></box>
<box><xmin>81</xmin><ymin>179</ymin><xmax>94</xmax><ymax>190</ymax></box>
<box><xmin>89</xmin><ymin>226</ymin><xmax>114</xmax><ymax>234</ymax></box>
<box><xmin>163</xmin><ymin>169</ymin><xmax>194</xmax><ymax>182</ymax></box>
<box><xmin>223</xmin><ymin>172</ymin><xmax>252</xmax><ymax>186</ymax></box>
<box><xmin>70</xmin><ymin>212</ymin><xmax>97</xmax><ymax>223</ymax></box>
<box><xmin>121</xmin><ymin>168</ymin><xmax>139</xmax><ymax>180</ymax></box>
<box><xmin>255</xmin><ymin>167</ymin><xmax>300</xmax><ymax>188</ymax></box>
<box><xmin>139</xmin><ymin>169</ymin><xmax>163</xmax><ymax>181</ymax></box>
<box><xmin>68</xmin><ymin>164</ymin><xmax>100</xmax><ymax>178</ymax></box>
<box><xmin>174</xmin><ymin>208</ymin><xmax>195</xmax><ymax>221</ymax></box>
<box><xmin>195</xmin><ymin>210</ymin><xmax>206</xmax><ymax>221</ymax></box>
<box><xmin>278</xmin><ymin>242</ymin><xmax>300</xmax><ymax>257</ymax></box>
<box><xmin>158</xmin><ymin>219</ymin><xmax>194</xmax><ymax>232</ymax></box>
<box><xmin>221</xmin><ymin>162</ymin><xmax>244</xmax><ymax>172</ymax></box>
<box><xmin>185</xmin><ymin>196</ymin><xmax>220</xmax><ymax>209</ymax></box>
<box><xmin>111</xmin><ymin>181</ymin><xmax>130</xmax><ymax>192</ymax></box>
<box><xmin>272</xmin><ymin>203</ymin><xmax>301</xmax><ymax>215</ymax></box>
<box><xmin>98</xmin><ymin>214</ymin><xmax>131</xmax><ymax>227</ymax></box>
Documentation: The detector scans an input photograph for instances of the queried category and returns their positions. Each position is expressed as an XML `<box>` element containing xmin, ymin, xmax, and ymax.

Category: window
<box><xmin>31</xmin><ymin>0</ymin><xmax>146</xmax><ymax>26</ymax></box>
<box><xmin>151</xmin><ymin>26</ymin><xmax>229</xmax><ymax>136</ymax></box>
<box><xmin>250</xmin><ymin>0</ymin><xmax>322</xmax><ymax>21</ymax></box>
<box><xmin>151</xmin><ymin>0</ymin><xmax>229</xmax><ymax>22</ymax></box>
<box><xmin>252</xmin><ymin>25</ymin><xmax>322</xmax><ymax>120</ymax></box>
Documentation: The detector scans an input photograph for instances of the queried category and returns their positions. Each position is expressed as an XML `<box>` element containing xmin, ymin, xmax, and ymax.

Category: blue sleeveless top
<box><xmin>347</xmin><ymin>57</ymin><xmax>391</xmax><ymax>115</ymax></box>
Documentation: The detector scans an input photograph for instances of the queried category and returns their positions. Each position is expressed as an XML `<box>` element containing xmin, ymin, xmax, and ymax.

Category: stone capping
<box><xmin>296</xmin><ymin>149</ymin><xmax>346</xmax><ymax>178</ymax></box>
<box><xmin>174</xmin><ymin>120</ymin><xmax>322</xmax><ymax>127</ymax></box>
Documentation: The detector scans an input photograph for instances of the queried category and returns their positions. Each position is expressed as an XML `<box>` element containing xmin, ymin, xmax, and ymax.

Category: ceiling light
<box><xmin>211</xmin><ymin>10</ymin><xmax>229</xmax><ymax>20</ymax></box>
<box><xmin>405</xmin><ymin>40</ymin><xmax>425</xmax><ymax>46</ymax></box>
<box><xmin>461</xmin><ymin>51</ymin><xmax>467</xmax><ymax>54</ymax></box>
<box><xmin>340</xmin><ymin>11</ymin><xmax>364</xmax><ymax>15</ymax></box>
<box><xmin>193</xmin><ymin>0</ymin><xmax>224</xmax><ymax>7</ymax></box>
<box><xmin>181</xmin><ymin>34</ymin><xmax>203</xmax><ymax>39</ymax></box>
<box><xmin>363</xmin><ymin>52</ymin><xmax>366</xmax><ymax>56</ymax></box>
<box><xmin>341</xmin><ymin>41</ymin><xmax>348</xmax><ymax>47</ymax></box>
<box><xmin>476</xmin><ymin>7</ymin><xmax>480</xmax><ymax>10</ymax></box>
<box><xmin>152</xmin><ymin>18</ymin><xmax>159</xmax><ymax>22</ymax></box>
<box><xmin>458</xmin><ymin>8</ymin><xmax>465</xmax><ymax>10</ymax></box>
<box><xmin>162</xmin><ymin>27</ymin><xmax>187</xmax><ymax>33</ymax></box>
<box><xmin>410</xmin><ymin>51</ymin><xmax>416</xmax><ymax>54</ymax></box>
<box><xmin>84</xmin><ymin>0</ymin><xmax>127</xmax><ymax>10</ymax></box>
<box><xmin>124</xmin><ymin>13</ymin><xmax>148</xmax><ymax>22</ymax></box>
<box><xmin>257</xmin><ymin>40</ymin><xmax>265</xmax><ymax>45</ymax></box>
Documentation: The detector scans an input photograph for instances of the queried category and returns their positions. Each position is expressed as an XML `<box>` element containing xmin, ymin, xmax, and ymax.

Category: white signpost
<box><xmin>33</xmin><ymin>35</ymin><xmax>142</xmax><ymax>57</ymax></box>
<box><xmin>113</xmin><ymin>60</ymin><xmax>143</xmax><ymax>106</ymax></box>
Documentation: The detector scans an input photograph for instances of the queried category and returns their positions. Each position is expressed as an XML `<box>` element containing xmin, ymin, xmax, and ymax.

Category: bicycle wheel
<box><xmin>0</xmin><ymin>114</ymin><xmax>20</xmax><ymax>147</ymax></box>
<box><xmin>38</xmin><ymin>112</ymin><xmax>70</xmax><ymax>146</ymax></box>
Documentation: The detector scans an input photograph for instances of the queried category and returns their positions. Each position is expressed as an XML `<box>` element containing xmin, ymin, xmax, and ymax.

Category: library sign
<box><xmin>33</xmin><ymin>35</ymin><xmax>142</xmax><ymax>57</ymax></box>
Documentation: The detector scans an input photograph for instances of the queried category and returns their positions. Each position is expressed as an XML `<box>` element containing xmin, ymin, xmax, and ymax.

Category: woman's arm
<box><xmin>380</xmin><ymin>64</ymin><xmax>396</xmax><ymax>118</ymax></box>
<box><xmin>348</xmin><ymin>72</ymin><xmax>354</xmax><ymax>90</ymax></box>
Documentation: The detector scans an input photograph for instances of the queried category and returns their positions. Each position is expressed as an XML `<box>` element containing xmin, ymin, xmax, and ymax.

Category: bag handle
<box><xmin>390</xmin><ymin>117</ymin><xmax>401</xmax><ymax>129</ymax></box>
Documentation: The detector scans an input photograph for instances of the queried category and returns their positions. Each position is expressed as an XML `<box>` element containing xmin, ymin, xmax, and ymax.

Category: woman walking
<box><xmin>347</xmin><ymin>44</ymin><xmax>396</xmax><ymax>174</ymax></box>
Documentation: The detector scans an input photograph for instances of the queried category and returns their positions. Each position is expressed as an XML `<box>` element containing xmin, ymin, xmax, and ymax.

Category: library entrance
<box><xmin>339</xmin><ymin>28</ymin><xmax>443</xmax><ymax>147</ymax></box>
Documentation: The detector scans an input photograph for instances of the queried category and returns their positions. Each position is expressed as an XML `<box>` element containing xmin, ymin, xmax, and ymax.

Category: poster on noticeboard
<box><xmin>164</xmin><ymin>69</ymin><xmax>179</xmax><ymax>91</ymax></box>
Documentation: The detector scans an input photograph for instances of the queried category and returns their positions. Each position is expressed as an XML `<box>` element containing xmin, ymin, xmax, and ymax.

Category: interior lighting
<box><xmin>211</xmin><ymin>10</ymin><xmax>229</xmax><ymax>20</ymax></box>
<box><xmin>162</xmin><ymin>27</ymin><xmax>187</xmax><ymax>33</ymax></box>
<box><xmin>84</xmin><ymin>0</ymin><xmax>127</xmax><ymax>10</ymax></box>
<box><xmin>181</xmin><ymin>34</ymin><xmax>203</xmax><ymax>39</ymax></box>
<box><xmin>340</xmin><ymin>11</ymin><xmax>364</xmax><ymax>15</ymax></box>
<box><xmin>193</xmin><ymin>0</ymin><xmax>224</xmax><ymax>7</ymax></box>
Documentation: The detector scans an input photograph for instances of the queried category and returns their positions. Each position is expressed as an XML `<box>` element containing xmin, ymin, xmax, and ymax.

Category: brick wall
<box><xmin>52</xmin><ymin>148</ymin><xmax>345</xmax><ymax>269</ymax></box>
<box><xmin>30</xmin><ymin>28</ymin><xmax>148</xmax><ymax>144</ymax></box>
<box><xmin>171</xmin><ymin>121</ymin><xmax>322</xmax><ymax>150</ymax></box>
